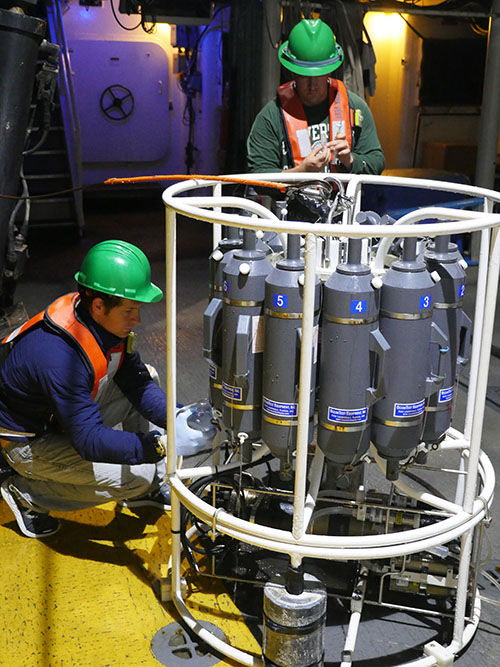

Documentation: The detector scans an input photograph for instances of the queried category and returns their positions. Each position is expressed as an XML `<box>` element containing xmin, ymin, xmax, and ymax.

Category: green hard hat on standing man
<box><xmin>278</xmin><ymin>18</ymin><xmax>344</xmax><ymax>77</ymax></box>
<box><xmin>75</xmin><ymin>240</ymin><xmax>163</xmax><ymax>303</ymax></box>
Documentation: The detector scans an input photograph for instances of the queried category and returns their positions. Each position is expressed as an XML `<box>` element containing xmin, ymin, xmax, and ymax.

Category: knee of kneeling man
<box><xmin>121</xmin><ymin>463</ymin><xmax>157</xmax><ymax>495</ymax></box>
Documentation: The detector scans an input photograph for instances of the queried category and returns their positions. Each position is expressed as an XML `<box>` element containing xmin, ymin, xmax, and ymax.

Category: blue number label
<box><xmin>419</xmin><ymin>295</ymin><xmax>432</xmax><ymax>309</ymax></box>
<box><xmin>350</xmin><ymin>299</ymin><xmax>367</xmax><ymax>314</ymax></box>
<box><xmin>458</xmin><ymin>284</ymin><xmax>465</xmax><ymax>298</ymax></box>
<box><xmin>273</xmin><ymin>293</ymin><xmax>288</xmax><ymax>308</ymax></box>
<box><xmin>223</xmin><ymin>280</ymin><xmax>229</xmax><ymax>293</ymax></box>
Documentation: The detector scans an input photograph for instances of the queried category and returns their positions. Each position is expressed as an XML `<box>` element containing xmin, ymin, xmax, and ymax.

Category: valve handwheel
<box><xmin>99</xmin><ymin>85</ymin><xmax>134</xmax><ymax>121</ymax></box>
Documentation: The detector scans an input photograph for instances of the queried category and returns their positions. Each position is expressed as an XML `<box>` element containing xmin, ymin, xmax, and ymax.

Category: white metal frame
<box><xmin>162</xmin><ymin>173</ymin><xmax>500</xmax><ymax>667</ymax></box>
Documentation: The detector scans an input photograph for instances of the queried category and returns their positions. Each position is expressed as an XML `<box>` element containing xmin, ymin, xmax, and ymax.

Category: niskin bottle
<box><xmin>318</xmin><ymin>237</ymin><xmax>388</xmax><ymax>467</ymax></box>
<box><xmin>262</xmin><ymin>234</ymin><xmax>321</xmax><ymax>479</ymax></box>
<box><xmin>221</xmin><ymin>230</ymin><xmax>272</xmax><ymax>458</ymax></box>
<box><xmin>422</xmin><ymin>235</ymin><xmax>471</xmax><ymax>445</ymax></box>
<box><xmin>372</xmin><ymin>237</ymin><xmax>438</xmax><ymax>480</ymax></box>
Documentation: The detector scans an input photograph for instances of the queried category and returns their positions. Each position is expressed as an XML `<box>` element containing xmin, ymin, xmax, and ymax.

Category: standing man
<box><xmin>0</xmin><ymin>240</ymin><xmax>171</xmax><ymax>538</ymax></box>
<box><xmin>247</xmin><ymin>18</ymin><xmax>385</xmax><ymax>175</ymax></box>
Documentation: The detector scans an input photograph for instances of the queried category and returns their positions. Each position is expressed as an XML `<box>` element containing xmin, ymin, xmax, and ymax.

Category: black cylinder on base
<box><xmin>0</xmin><ymin>8</ymin><xmax>46</xmax><ymax>305</ymax></box>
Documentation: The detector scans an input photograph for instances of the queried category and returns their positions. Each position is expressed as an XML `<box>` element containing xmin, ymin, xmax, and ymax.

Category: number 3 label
<box><xmin>420</xmin><ymin>294</ymin><xmax>432</xmax><ymax>309</ymax></box>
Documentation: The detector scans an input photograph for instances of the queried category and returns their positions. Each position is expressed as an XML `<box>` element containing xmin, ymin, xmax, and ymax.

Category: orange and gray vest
<box><xmin>2</xmin><ymin>292</ymin><xmax>125</xmax><ymax>400</ymax></box>
<box><xmin>277</xmin><ymin>79</ymin><xmax>352</xmax><ymax>171</ymax></box>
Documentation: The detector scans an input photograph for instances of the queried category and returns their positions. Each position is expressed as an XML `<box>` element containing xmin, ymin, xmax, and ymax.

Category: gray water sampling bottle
<box><xmin>262</xmin><ymin>234</ymin><xmax>321</xmax><ymax>480</ymax></box>
<box><xmin>204</xmin><ymin>227</ymin><xmax>243</xmax><ymax>412</ymax></box>
<box><xmin>221</xmin><ymin>229</ymin><xmax>272</xmax><ymax>458</ymax></box>
<box><xmin>371</xmin><ymin>237</ymin><xmax>438</xmax><ymax>480</ymax></box>
<box><xmin>422</xmin><ymin>235</ymin><xmax>471</xmax><ymax>446</ymax></box>
<box><xmin>318</xmin><ymin>236</ymin><xmax>389</xmax><ymax>468</ymax></box>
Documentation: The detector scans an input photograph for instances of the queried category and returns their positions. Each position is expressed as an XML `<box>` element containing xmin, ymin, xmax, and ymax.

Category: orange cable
<box><xmin>104</xmin><ymin>174</ymin><xmax>288</xmax><ymax>192</ymax></box>
<box><xmin>0</xmin><ymin>174</ymin><xmax>288</xmax><ymax>201</ymax></box>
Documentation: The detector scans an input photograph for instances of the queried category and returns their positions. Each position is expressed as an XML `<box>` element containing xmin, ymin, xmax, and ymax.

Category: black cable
<box><xmin>177</xmin><ymin>5</ymin><xmax>228</xmax><ymax>173</ymax></box>
<box><xmin>6</xmin><ymin>169</ymin><xmax>29</xmax><ymax>241</ymax></box>
<box><xmin>140</xmin><ymin>5</ymin><xmax>157</xmax><ymax>35</ymax></box>
<box><xmin>359</xmin><ymin>0</ymin><xmax>488</xmax><ymax>13</ymax></box>
<box><xmin>401</xmin><ymin>469</ymin><xmax>448</xmax><ymax>501</ymax></box>
<box><xmin>192</xmin><ymin>4</ymin><xmax>227</xmax><ymax>53</ymax></box>
<box><xmin>263</xmin><ymin>0</ymin><xmax>281</xmax><ymax>49</ymax></box>
<box><xmin>180</xmin><ymin>475</ymin><xmax>244</xmax><ymax>558</ymax></box>
<box><xmin>0</xmin><ymin>183</ymin><xmax>100</xmax><ymax>201</ymax></box>
<box><xmin>400</xmin><ymin>14</ymin><xmax>425</xmax><ymax>40</ymax></box>
<box><xmin>180</xmin><ymin>453</ymin><xmax>274</xmax><ymax>560</ymax></box>
<box><xmin>109</xmin><ymin>0</ymin><xmax>142</xmax><ymax>31</ymax></box>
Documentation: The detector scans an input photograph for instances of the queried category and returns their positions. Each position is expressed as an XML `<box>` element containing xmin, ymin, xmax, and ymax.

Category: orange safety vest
<box><xmin>2</xmin><ymin>293</ymin><xmax>125</xmax><ymax>400</ymax></box>
<box><xmin>278</xmin><ymin>79</ymin><xmax>352</xmax><ymax>171</ymax></box>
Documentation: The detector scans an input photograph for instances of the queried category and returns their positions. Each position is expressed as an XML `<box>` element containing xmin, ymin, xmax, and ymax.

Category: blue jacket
<box><xmin>0</xmin><ymin>298</ymin><xmax>166</xmax><ymax>465</ymax></box>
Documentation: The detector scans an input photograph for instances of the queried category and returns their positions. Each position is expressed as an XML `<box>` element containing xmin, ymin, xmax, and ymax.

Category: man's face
<box><xmin>293</xmin><ymin>74</ymin><xmax>329</xmax><ymax>107</ymax></box>
<box><xmin>91</xmin><ymin>297</ymin><xmax>142</xmax><ymax>338</ymax></box>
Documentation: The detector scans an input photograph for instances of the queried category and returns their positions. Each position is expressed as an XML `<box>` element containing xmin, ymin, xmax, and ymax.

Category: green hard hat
<box><xmin>278</xmin><ymin>18</ymin><xmax>344</xmax><ymax>76</ymax></box>
<box><xmin>75</xmin><ymin>240</ymin><xmax>163</xmax><ymax>303</ymax></box>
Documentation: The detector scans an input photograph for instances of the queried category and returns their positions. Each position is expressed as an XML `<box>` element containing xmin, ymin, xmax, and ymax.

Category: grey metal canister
<box><xmin>263</xmin><ymin>574</ymin><xmax>327</xmax><ymax>667</ymax></box>
<box><xmin>422</xmin><ymin>235</ymin><xmax>471</xmax><ymax>445</ymax></box>
<box><xmin>371</xmin><ymin>238</ymin><xmax>437</xmax><ymax>480</ymax></box>
<box><xmin>221</xmin><ymin>230</ymin><xmax>272</xmax><ymax>454</ymax></box>
<box><xmin>205</xmin><ymin>228</ymin><xmax>243</xmax><ymax>411</ymax></box>
<box><xmin>318</xmin><ymin>237</ymin><xmax>389</xmax><ymax>466</ymax></box>
<box><xmin>262</xmin><ymin>235</ymin><xmax>320</xmax><ymax>478</ymax></box>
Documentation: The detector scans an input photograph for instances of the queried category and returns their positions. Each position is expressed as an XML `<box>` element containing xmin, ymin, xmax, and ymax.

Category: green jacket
<box><xmin>247</xmin><ymin>87</ymin><xmax>385</xmax><ymax>175</ymax></box>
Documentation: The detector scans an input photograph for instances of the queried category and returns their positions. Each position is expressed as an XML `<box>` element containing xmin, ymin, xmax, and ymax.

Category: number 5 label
<box><xmin>273</xmin><ymin>293</ymin><xmax>288</xmax><ymax>308</ymax></box>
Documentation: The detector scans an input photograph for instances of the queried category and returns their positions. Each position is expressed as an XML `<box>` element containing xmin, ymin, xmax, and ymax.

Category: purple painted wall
<box><xmin>60</xmin><ymin>2</ymin><xmax>226</xmax><ymax>185</ymax></box>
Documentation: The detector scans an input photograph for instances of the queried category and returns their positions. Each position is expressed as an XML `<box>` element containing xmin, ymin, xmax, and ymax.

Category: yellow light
<box><xmin>365</xmin><ymin>12</ymin><xmax>406</xmax><ymax>40</ymax></box>
<box><xmin>155</xmin><ymin>23</ymin><xmax>172</xmax><ymax>39</ymax></box>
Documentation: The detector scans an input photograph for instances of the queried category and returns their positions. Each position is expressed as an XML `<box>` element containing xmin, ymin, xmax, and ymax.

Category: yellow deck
<box><xmin>0</xmin><ymin>500</ymin><xmax>260</xmax><ymax>666</ymax></box>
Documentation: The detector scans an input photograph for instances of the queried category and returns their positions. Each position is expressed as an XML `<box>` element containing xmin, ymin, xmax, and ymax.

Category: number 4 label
<box><xmin>350</xmin><ymin>299</ymin><xmax>367</xmax><ymax>314</ymax></box>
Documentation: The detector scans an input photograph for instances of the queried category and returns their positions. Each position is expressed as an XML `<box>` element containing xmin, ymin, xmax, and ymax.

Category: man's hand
<box><xmin>285</xmin><ymin>133</ymin><xmax>353</xmax><ymax>173</ymax></box>
<box><xmin>288</xmin><ymin>143</ymin><xmax>332</xmax><ymax>173</ymax></box>
<box><xmin>143</xmin><ymin>432</ymin><xmax>167</xmax><ymax>463</ymax></box>
<box><xmin>155</xmin><ymin>434</ymin><xmax>167</xmax><ymax>458</ymax></box>
<box><xmin>331</xmin><ymin>132</ymin><xmax>353</xmax><ymax>170</ymax></box>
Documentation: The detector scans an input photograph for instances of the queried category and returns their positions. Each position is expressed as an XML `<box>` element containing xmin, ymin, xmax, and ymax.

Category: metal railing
<box><xmin>162</xmin><ymin>172</ymin><xmax>500</xmax><ymax>667</ymax></box>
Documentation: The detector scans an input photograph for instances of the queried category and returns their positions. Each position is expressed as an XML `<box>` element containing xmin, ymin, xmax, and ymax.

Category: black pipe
<box><xmin>0</xmin><ymin>8</ymin><xmax>46</xmax><ymax>306</ymax></box>
<box><xmin>285</xmin><ymin>563</ymin><xmax>304</xmax><ymax>596</ymax></box>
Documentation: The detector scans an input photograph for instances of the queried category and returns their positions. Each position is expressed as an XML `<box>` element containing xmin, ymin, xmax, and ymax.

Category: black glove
<box><xmin>141</xmin><ymin>432</ymin><xmax>167</xmax><ymax>463</ymax></box>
